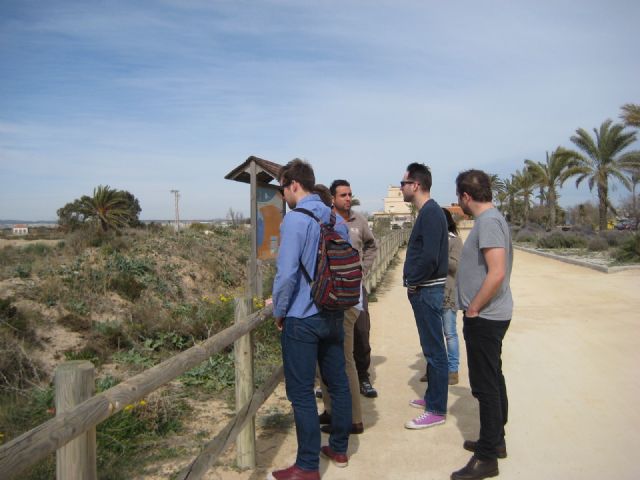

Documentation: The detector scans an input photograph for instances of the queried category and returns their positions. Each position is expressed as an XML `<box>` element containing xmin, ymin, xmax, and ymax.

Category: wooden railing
<box><xmin>0</xmin><ymin>228</ymin><xmax>409</xmax><ymax>480</ymax></box>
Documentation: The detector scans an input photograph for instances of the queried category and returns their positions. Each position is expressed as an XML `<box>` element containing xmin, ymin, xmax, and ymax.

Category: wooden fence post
<box><xmin>234</xmin><ymin>297</ymin><xmax>256</xmax><ymax>468</ymax></box>
<box><xmin>55</xmin><ymin>361</ymin><xmax>96</xmax><ymax>480</ymax></box>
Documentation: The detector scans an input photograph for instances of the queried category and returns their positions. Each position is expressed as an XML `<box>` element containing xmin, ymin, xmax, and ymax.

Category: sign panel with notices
<box><xmin>256</xmin><ymin>185</ymin><xmax>284</xmax><ymax>260</ymax></box>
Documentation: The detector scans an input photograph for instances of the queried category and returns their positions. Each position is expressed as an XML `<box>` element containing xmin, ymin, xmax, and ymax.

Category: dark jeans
<box><xmin>408</xmin><ymin>285</ymin><xmax>448</xmax><ymax>415</ymax></box>
<box><xmin>281</xmin><ymin>311</ymin><xmax>351</xmax><ymax>471</ymax></box>
<box><xmin>463</xmin><ymin>315</ymin><xmax>510</xmax><ymax>461</ymax></box>
<box><xmin>353</xmin><ymin>288</ymin><xmax>371</xmax><ymax>381</ymax></box>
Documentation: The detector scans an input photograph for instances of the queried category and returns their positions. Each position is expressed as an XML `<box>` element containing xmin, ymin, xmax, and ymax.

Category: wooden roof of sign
<box><xmin>224</xmin><ymin>156</ymin><xmax>284</xmax><ymax>185</ymax></box>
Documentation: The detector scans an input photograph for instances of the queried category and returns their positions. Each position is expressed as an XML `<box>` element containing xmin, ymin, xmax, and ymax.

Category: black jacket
<box><xmin>403</xmin><ymin>199</ymin><xmax>448</xmax><ymax>287</ymax></box>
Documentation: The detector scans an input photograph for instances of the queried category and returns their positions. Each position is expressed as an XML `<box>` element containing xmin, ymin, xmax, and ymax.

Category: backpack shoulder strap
<box><xmin>293</xmin><ymin>207</ymin><xmax>320</xmax><ymax>223</ymax></box>
<box><xmin>293</xmin><ymin>207</ymin><xmax>320</xmax><ymax>284</ymax></box>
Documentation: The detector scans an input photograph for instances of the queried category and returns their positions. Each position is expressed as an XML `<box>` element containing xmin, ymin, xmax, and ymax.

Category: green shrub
<box><xmin>0</xmin><ymin>330</ymin><xmax>44</xmax><ymax>390</ymax></box>
<box><xmin>587</xmin><ymin>236</ymin><xmax>609</xmax><ymax>252</ymax></box>
<box><xmin>537</xmin><ymin>232</ymin><xmax>587</xmax><ymax>249</ymax></box>
<box><xmin>0</xmin><ymin>379</ymin><xmax>189</xmax><ymax>480</ymax></box>
<box><xmin>614</xmin><ymin>233</ymin><xmax>640</xmax><ymax>263</ymax></box>
<box><xmin>57</xmin><ymin>313</ymin><xmax>91</xmax><ymax>332</ymax></box>
<box><xmin>515</xmin><ymin>230</ymin><xmax>538</xmax><ymax>243</ymax></box>
<box><xmin>0</xmin><ymin>387</ymin><xmax>55</xmax><ymax>477</ymax></box>
<box><xmin>109</xmin><ymin>272</ymin><xmax>145</xmax><ymax>301</ymax></box>
<box><xmin>94</xmin><ymin>321</ymin><xmax>132</xmax><ymax>350</ymax></box>
<box><xmin>23</xmin><ymin>243</ymin><xmax>52</xmax><ymax>256</ymax></box>
<box><xmin>181</xmin><ymin>351</ymin><xmax>235</xmax><ymax>391</ymax></box>
<box><xmin>14</xmin><ymin>264</ymin><xmax>32</xmax><ymax>278</ymax></box>
<box><xmin>601</xmin><ymin>230</ymin><xmax>631</xmax><ymax>247</ymax></box>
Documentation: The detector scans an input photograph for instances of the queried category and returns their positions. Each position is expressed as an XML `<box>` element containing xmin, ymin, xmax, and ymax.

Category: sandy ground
<box><xmin>204</xmin><ymin>246</ymin><xmax>640</xmax><ymax>480</ymax></box>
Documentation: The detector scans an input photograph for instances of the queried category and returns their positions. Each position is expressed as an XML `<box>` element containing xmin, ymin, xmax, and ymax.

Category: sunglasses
<box><xmin>278</xmin><ymin>181</ymin><xmax>292</xmax><ymax>194</ymax></box>
<box><xmin>400</xmin><ymin>180</ymin><xmax>415</xmax><ymax>187</ymax></box>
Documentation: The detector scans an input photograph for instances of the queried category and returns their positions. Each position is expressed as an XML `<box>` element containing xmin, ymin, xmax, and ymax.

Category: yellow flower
<box><xmin>124</xmin><ymin>404</ymin><xmax>134</xmax><ymax>412</ymax></box>
<box><xmin>139</xmin><ymin>400</ymin><xmax>147</xmax><ymax>406</ymax></box>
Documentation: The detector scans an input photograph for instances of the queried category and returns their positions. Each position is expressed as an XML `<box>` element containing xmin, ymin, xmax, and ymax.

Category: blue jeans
<box><xmin>408</xmin><ymin>285</ymin><xmax>448</xmax><ymax>415</ymax></box>
<box><xmin>443</xmin><ymin>308</ymin><xmax>460</xmax><ymax>373</ymax></box>
<box><xmin>281</xmin><ymin>312</ymin><xmax>351</xmax><ymax>471</ymax></box>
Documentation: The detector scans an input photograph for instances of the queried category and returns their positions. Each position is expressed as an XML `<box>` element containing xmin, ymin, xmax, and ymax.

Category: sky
<box><xmin>1</xmin><ymin>0</ymin><xmax>639</xmax><ymax>221</ymax></box>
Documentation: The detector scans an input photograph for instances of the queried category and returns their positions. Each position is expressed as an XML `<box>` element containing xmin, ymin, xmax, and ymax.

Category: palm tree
<box><xmin>80</xmin><ymin>185</ymin><xmax>133</xmax><ymax>231</ymax></box>
<box><xmin>524</xmin><ymin>147</ymin><xmax>578</xmax><ymax>228</ymax></box>
<box><xmin>512</xmin><ymin>168</ymin><xmax>536</xmax><ymax>225</ymax></box>
<box><xmin>624</xmin><ymin>167</ymin><xmax>640</xmax><ymax>229</ymax></box>
<box><xmin>501</xmin><ymin>177</ymin><xmax>518</xmax><ymax>222</ymax></box>
<box><xmin>565</xmin><ymin>119</ymin><xmax>640</xmax><ymax>230</ymax></box>
<box><xmin>620</xmin><ymin>103</ymin><xmax>640</xmax><ymax>128</ymax></box>
<box><xmin>488</xmin><ymin>174</ymin><xmax>506</xmax><ymax>200</ymax></box>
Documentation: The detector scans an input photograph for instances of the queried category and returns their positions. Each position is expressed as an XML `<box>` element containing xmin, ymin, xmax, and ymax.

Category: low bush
<box><xmin>0</xmin><ymin>379</ymin><xmax>190</xmax><ymax>479</ymax></box>
<box><xmin>587</xmin><ymin>236</ymin><xmax>609</xmax><ymax>252</ymax></box>
<box><xmin>536</xmin><ymin>232</ymin><xmax>588</xmax><ymax>249</ymax></box>
<box><xmin>515</xmin><ymin>229</ymin><xmax>538</xmax><ymax>243</ymax></box>
<box><xmin>600</xmin><ymin>230</ymin><xmax>631</xmax><ymax>247</ymax></box>
<box><xmin>109</xmin><ymin>272</ymin><xmax>146</xmax><ymax>301</ymax></box>
<box><xmin>614</xmin><ymin>233</ymin><xmax>640</xmax><ymax>263</ymax></box>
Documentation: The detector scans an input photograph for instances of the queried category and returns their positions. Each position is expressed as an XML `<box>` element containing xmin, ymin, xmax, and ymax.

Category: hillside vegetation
<box><xmin>0</xmin><ymin>225</ymin><xmax>279</xmax><ymax>479</ymax></box>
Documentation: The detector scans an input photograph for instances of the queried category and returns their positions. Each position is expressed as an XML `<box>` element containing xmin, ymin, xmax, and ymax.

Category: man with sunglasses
<box><xmin>269</xmin><ymin>159</ymin><xmax>352</xmax><ymax>480</ymax></box>
<box><xmin>400</xmin><ymin>163</ymin><xmax>449</xmax><ymax>430</ymax></box>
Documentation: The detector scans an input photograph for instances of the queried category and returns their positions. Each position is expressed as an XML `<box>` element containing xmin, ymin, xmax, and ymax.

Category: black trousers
<box><xmin>463</xmin><ymin>315</ymin><xmax>510</xmax><ymax>460</ymax></box>
<box><xmin>353</xmin><ymin>288</ymin><xmax>371</xmax><ymax>381</ymax></box>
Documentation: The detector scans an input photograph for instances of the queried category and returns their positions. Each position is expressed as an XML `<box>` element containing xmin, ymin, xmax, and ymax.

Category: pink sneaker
<box><xmin>405</xmin><ymin>411</ymin><xmax>446</xmax><ymax>429</ymax></box>
<box><xmin>409</xmin><ymin>398</ymin><xmax>426</xmax><ymax>409</ymax></box>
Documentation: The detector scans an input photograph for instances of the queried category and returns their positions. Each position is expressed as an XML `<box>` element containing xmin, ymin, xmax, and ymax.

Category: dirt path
<box><xmin>208</xmin><ymin>246</ymin><xmax>640</xmax><ymax>480</ymax></box>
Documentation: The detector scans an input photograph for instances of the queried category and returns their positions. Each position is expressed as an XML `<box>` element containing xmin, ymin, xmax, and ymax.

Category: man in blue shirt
<box><xmin>269</xmin><ymin>159</ymin><xmax>352</xmax><ymax>480</ymax></box>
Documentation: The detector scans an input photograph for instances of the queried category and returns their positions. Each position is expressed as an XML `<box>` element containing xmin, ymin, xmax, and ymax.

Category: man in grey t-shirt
<box><xmin>451</xmin><ymin>169</ymin><xmax>513</xmax><ymax>480</ymax></box>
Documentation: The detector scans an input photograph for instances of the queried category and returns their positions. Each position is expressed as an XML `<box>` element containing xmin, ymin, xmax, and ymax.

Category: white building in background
<box><xmin>12</xmin><ymin>224</ymin><xmax>29</xmax><ymax>235</ymax></box>
<box><xmin>373</xmin><ymin>185</ymin><xmax>413</xmax><ymax>228</ymax></box>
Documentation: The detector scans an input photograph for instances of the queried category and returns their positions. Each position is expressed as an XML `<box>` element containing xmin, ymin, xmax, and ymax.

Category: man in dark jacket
<box><xmin>401</xmin><ymin>162</ymin><xmax>449</xmax><ymax>430</ymax></box>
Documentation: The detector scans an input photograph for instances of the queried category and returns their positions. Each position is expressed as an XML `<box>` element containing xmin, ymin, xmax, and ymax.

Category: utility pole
<box><xmin>170</xmin><ymin>190</ymin><xmax>180</xmax><ymax>232</ymax></box>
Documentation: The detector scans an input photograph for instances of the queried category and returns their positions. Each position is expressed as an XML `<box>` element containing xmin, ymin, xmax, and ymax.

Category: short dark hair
<box><xmin>442</xmin><ymin>207</ymin><xmax>458</xmax><ymax>236</ymax></box>
<box><xmin>329</xmin><ymin>179</ymin><xmax>350</xmax><ymax>196</ymax></box>
<box><xmin>279</xmin><ymin>158</ymin><xmax>315</xmax><ymax>192</ymax></box>
<box><xmin>406</xmin><ymin>162</ymin><xmax>432</xmax><ymax>191</ymax></box>
<box><xmin>456</xmin><ymin>169</ymin><xmax>492</xmax><ymax>202</ymax></box>
<box><xmin>313</xmin><ymin>184</ymin><xmax>333</xmax><ymax>207</ymax></box>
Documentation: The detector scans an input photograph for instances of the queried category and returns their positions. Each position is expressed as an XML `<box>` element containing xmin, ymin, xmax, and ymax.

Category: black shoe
<box><xmin>315</xmin><ymin>388</ymin><xmax>323</xmax><ymax>399</ymax></box>
<box><xmin>359</xmin><ymin>380</ymin><xmax>378</xmax><ymax>398</ymax></box>
<box><xmin>451</xmin><ymin>455</ymin><xmax>499</xmax><ymax>480</ymax></box>
<box><xmin>463</xmin><ymin>440</ymin><xmax>507</xmax><ymax>459</ymax></box>
<box><xmin>320</xmin><ymin>422</ymin><xmax>364</xmax><ymax>434</ymax></box>
<box><xmin>318</xmin><ymin>411</ymin><xmax>332</xmax><ymax>425</ymax></box>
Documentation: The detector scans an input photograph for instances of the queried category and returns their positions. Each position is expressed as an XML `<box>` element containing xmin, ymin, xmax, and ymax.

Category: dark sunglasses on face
<box><xmin>400</xmin><ymin>180</ymin><xmax>415</xmax><ymax>187</ymax></box>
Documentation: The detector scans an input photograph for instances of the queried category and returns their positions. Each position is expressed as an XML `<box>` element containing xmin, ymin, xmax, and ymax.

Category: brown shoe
<box><xmin>451</xmin><ymin>455</ymin><xmax>498</xmax><ymax>480</ymax></box>
<box><xmin>320</xmin><ymin>422</ymin><xmax>364</xmax><ymax>434</ymax></box>
<box><xmin>448</xmin><ymin>372</ymin><xmax>459</xmax><ymax>385</ymax></box>
<box><xmin>267</xmin><ymin>464</ymin><xmax>320</xmax><ymax>480</ymax></box>
<box><xmin>320</xmin><ymin>446</ymin><xmax>348</xmax><ymax>468</ymax></box>
<box><xmin>463</xmin><ymin>440</ymin><xmax>507</xmax><ymax>459</ymax></box>
<box><xmin>318</xmin><ymin>411</ymin><xmax>331</xmax><ymax>425</ymax></box>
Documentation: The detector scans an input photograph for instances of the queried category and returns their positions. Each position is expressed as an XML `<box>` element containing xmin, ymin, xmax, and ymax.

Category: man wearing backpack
<box><xmin>269</xmin><ymin>159</ymin><xmax>353</xmax><ymax>480</ymax></box>
<box><xmin>401</xmin><ymin>162</ymin><xmax>449</xmax><ymax>430</ymax></box>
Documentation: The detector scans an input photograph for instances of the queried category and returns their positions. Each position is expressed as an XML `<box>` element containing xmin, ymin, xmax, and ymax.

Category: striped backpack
<box><xmin>295</xmin><ymin>208</ymin><xmax>363</xmax><ymax>311</ymax></box>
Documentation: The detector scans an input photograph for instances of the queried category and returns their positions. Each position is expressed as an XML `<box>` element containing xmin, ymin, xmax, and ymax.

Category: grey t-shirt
<box><xmin>457</xmin><ymin>207</ymin><xmax>513</xmax><ymax>321</ymax></box>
